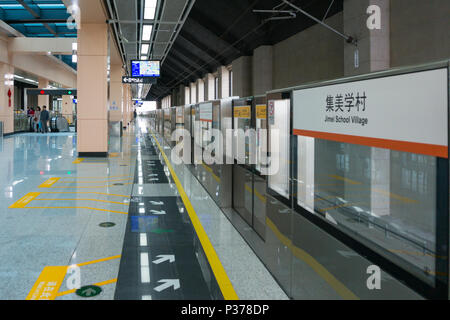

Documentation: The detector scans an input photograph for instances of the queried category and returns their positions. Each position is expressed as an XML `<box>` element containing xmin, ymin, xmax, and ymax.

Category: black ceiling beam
<box><xmin>165</xmin><ymin>55</ymin><xmax>203</xmax><ymax>81</ymax></box>
<box><xmin>169</xmin><ymin>47</ymin><xmax>211</xmax><ymax>75</ymax></box>
<box><xmin>182</xmin><ymin>18</ymin><xmax>243</xmax><ymax>58</ymax></box>
<box><xmin>177</xmin><ymin>34</ymin><xmax>227</xmax><ymax>67</ymax></box>
<box><xmin>16</xmin><ymin>0</ymin><xmax>57</xmax><ymax>36</ymax></box>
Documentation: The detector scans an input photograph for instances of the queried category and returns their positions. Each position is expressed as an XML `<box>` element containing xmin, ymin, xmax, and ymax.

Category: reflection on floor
<box><xmin>0</xmin><ymin>122</ymin><xmax>288</xmax><ymax>300</ymax></box>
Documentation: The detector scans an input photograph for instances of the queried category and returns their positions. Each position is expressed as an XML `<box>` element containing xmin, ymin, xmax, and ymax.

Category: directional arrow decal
<box><xmin>149</xmin><ymin>178</ymin><xmax>159</xmax><ymax>182</ymax></box>
<box><xmin>150</xmin><ymin>201</ymin><xmax>164</xmax><ymax>205</ymax></box>
<box><xmin>150</xmin><ymin>210</ymin><xmax>166</xmax><ymax>215</ymax></box>
<box><xmin>148</xmin><ymin>174</ymin><xmax>158</xmax><ymax>177</ymax></box>
<box><xmin>152</xmin><ymin>255</ymin><xmax>175</xmax><ymax>265</ymax></box>
<box><xmin>154</xmin><ymin>279</ymin><xmax>180</xmax><ymax>292</ymax></box>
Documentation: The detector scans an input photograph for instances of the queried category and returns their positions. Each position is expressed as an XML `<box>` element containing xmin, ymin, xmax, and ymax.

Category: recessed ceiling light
<box><xmin>144</xmin><ymin>0</ymin><xmax>157</xmax><ymax>20</ymax></box>
<box><xmin>141</xmin><ymin>44</ymin><xmax>149</xmax><ymax>55</ymax></box>
<box><xmin>142</xmin><ymin>25</ymin><xmax>153</xmax><ymax>41</ymax></box>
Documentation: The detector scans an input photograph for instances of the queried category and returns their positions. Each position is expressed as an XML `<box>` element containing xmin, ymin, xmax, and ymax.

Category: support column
<box><xmin>61</xmin><ymin>95</ymin><xmax>74</xmax><ymax>124</ymax></box>
<box><xmin>77</xmin><ymin>23</ymin><xmax>109</xmax><ymax>156</ymax></box>
<box><xmin>0</xmin><ymin>63</ymin><xmax>14</xmax><ymax>134</ymax></box>
<box><xmin>178</xmin><ymin>84</ymin><xmax>186</xmax><ymax>105</ymax></box>
<box><xmin>197</xmin><ymin>78</ymin><xmax>204</xmax><ymax>103</ymax></box>
<box><xmin>344</xmin><ymin>0</ymin><xmax>391</xmax><ymax>217</ymax></box>
<box><xmin>109</xmin><ymin>64</ymin><xmax>124</xmax><ymax>124</ymax></box>
<box><xmin>204</xmin><ymin>73</ymin><xmax>215</xmax><ymax>101</ymax></box>
<box><xmin>217</xmin><ymin>66</ymin><xmax>230</xmax><ymax>99</ymax></box>
<box><xmin>232</xmin><ymin>55</ymin><xmax>252</xmax><ymax>98</ymax></box>
<box><xmin>252</xmin><ymin>46</ymin><xmax>273</xmax><ymax>96</ymax></box>
<box><xmin>344</xmin><ymin>0</ymin><xmax>390</xmax><ymax>75</ymax></box>
<box><xmin>38</xmin><ymin>77</ymin><xmax>49</xmax><ymax>108</ymax></box>
<box><xmin>190</xmin><ymin>82</ymin><xmax>197</xmax><ymax>104</ymax></box>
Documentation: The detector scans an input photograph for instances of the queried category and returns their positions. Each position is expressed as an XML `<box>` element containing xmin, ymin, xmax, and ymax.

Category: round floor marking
<box><xmin>76</xmin><ymin>285</ymin><xmax>102</xmax><ymax>298</ymax></box>
<box><xmin>99</xmin><ymin>222</ymin><xmax>116</xmax><ymax>228</ymax></box>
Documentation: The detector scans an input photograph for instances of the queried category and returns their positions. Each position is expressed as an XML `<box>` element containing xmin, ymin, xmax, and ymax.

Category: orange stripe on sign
<box><xmin>200</xmin><ymin>119</ymin><xmax>213</xmax><ymax>123</ymax></box>
<box><xmin>293</xmin><ymin>129</ymin><xmax>448</xmax><ymax>159</ymax></box>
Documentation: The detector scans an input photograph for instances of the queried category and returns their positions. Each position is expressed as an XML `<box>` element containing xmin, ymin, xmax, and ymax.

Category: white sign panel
<box><xmin>293</xmin><ymin>68</ymin><xmax>448</xmax><ymax>158</ymax></box>
<box><xmin>199</xmin><ymin>102</ymin><xmax>213</xmax><ymax>122</ymax></box>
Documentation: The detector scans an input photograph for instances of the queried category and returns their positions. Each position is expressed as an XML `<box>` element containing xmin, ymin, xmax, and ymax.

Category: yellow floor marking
<box><xmin>245</xmin><ymin>184</ymin><xmax>267</xmax><ymax>204</ymax></box>
<box><xmin>25</xmin><ymin>206</ymin><xmax>128</xmax><ymax>215</ymax></box>
<box><xmin>33</xmin><ymin>199</ymin><xmax>128</xmax><ymax>205</ymax></box>
<box><xmin>201</xmin><ymin>163</ymin><xmax>221</xmax><ymax>183</ymax></box>
<box><xmin>153</xmin><ymin>134</ymin><xmax>239</xmax><ymax>300</ymax></box>
<box><xmin>388</xmin><ymin>249</ymin><xmax>445</xmax><ymax>259</ymax></box>
<box><xmin>266</xmin><ymin>217</ymin><xmax>359</xmax><ymax>300</ymax></box>
<box><xmin>75</xmin><ymin>255</ymin><xmax>121</xmax><ymax>268</ymax></box>
<box><xmin>40</xmin><ymin>191</ymin><xmax>129</xmax><ymax>198</ymax></box>
<box><xmin>59</xmin><ymin>175</ymin><xmax>132</xmax><ymax>180</ymax></box>
<box><xmin>372</xmin><ymin>188</ymin><xmax>418</xmax><ymax>204</ymax></box>
<box><xmin>57</xmin><ymin>179</ymin><xmax>132</xmax><ymax>184</ymax></box>
<box><xmin>26</xmin><ymin>266</ymin><xmax>68</xmax><ymax>300</ymax></box>
<box><xmin>39</xmin><ymin>177</ymin><xmax>61</xmax><ymax>188</ymax></box>
<box><xmin>72</xmin><ymin>158</ymin><xmax>84</xmax><ymax>164</ymax></box>
<box><xmin>56</xmin><ymin>278</ymin><xmax>117</xmax><ymax>297</ymax></box>
<box><xmin>47</xmin><ymin>183</ymin><xmax>132</xmax><ymax>189</ymax></box>
<box><xmin>329</xmin><ymin>175</ymin><xmax>361</xmax><ymax>185</ymax></box>
<box><xmin>318</xmin><ymin>202</ymin><xmax>360</xmax><ymax>213</ymax></box>
<box><xmin>328</xmin><ymin>175</ymin><xmax>418</xmax><ymax>204</ymax></box>
<box><xmin>9</xmin><ymin>192</ymin><xmax>41</xmax><ymax>208</ymax></box>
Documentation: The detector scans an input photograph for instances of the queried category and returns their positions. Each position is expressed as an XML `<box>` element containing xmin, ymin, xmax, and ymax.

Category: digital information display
<box><xmin>131</xmin><ymin>60</ymin><xmax>160</xmax><ymax>77</ymax></box>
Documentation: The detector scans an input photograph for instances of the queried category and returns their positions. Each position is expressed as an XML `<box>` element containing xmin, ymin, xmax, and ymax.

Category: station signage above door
<box><xmin>292</xmin><ymin>68</ymin><xmax>448</xmax><ymax>158</ymax></box>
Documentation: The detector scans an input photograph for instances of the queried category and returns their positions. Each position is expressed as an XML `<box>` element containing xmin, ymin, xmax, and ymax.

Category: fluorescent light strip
<box><xmin>144</xmin><ymin>0</ymin><xmax>158</xmax><ymax>20</ymax></box>
<box><xmin>141</xmin><ymin>44</ymin><xmax>149</xmax><ymax>55</ymax></box>
<box><xmin>142</xmin><ymin>25</ymin><xmax>153</xmax><ymax>41</ymax></box>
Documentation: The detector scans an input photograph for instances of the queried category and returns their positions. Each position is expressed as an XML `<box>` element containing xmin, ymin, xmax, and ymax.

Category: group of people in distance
<box><xmin>26</xmin><ymin>106</ymin><xmax>50</xmax><ymax>133</ymax></box>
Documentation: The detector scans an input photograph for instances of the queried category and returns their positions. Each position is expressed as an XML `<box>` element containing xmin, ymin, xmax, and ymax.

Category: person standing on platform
<box><xmin>34</xmin><ymin>107</ymin><xmax>41</xmax><ymax>133</ymax></box>
<box><xmin>40</xmin><ymin>106</ymin><xmax>49</xmax><ymax>134</ymax></box>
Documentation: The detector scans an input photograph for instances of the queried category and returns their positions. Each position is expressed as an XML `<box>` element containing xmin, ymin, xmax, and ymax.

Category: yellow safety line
<box><xmin>33</xmin><ymin>199</ymin><xmax>128</xmax><ymax>205</ymax></box>
<box><xmin>39</xmin><ymin>178</ymin><xmax>61</xmax><ymax>188</ymax></box>
<box><xmin>266</xmin><ymin>217</ymin><xmax>359</xmax><ymax>300</ymax></box>
<box><xmin>152</xmin><ymin>134</ymin><xmax>239</xmax><ymax>300</ymax></box>
<box><xmin>9</xmin><ymin>192</ymin><xmax>41</xmax><ymax>208</ymax></box>
<box><xmin>201</xmin><ymin>163</ymin><xmax>221</xmax><ymax>183</ymax></box>
<box><xmin>47</xmin><ymin>183</ymin><xmax>133</xmax><ymax>189</ymax></box>
<box><xmin>57</xmin><ymin>179</ymin><xmax>133</xmax><ymax>184</ymax></box>
<box><xmin>318</xmin><ymin>202</ymin><xmax>360</xmax><ymax>213</ymax></box>
<box><xmin>73</xmin><ymin>158</ymin><xmax>84</xmax><ymax>164</ymax></box>
<box><xmin>329</xmin><ymin>174</ymin><xmax>361</xmax><ymax>185</ymax></box>
<box><xmin>59</xmin><ymin>175</ymin><xmax>132</xmax><ymax>180</ymax></box>
<box><xmin>75</xmin><ymin>255</ymin><xmax>122</xmax><ymax>267</ymax></box>
<box><xmin>40</xmin><ymin>192</ymin><xmax>129</xmax><ymax>198</ymax></box>
<box><xmin>26</xmin><ymin>266</ymin><xmax>68</xmax><ymax>300</ymax></box>
<box><xmin>25</xmin><ymin>206</ymin><xmax>128</xmax><ymax>215</ymax></box>
<box><xmin>56</xmin><ymin>278</ymin><xmax>118</xmax><ymax>297</ymax></box>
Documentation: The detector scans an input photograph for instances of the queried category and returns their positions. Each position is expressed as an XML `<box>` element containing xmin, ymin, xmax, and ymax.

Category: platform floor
<box><xmin>0</xmin><ymin>119</ymin><xmax>287</xmax><ymax>300</ymax></box>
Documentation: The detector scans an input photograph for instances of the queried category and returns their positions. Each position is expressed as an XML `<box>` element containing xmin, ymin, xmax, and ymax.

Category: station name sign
<box><xmin>122</xmin><ymin>77</ymin><xmax>157</xmax><ymax>84</ymax></box>
<box><xmin>293</xmin><ymin>68</ymin><xmax>448</xmax><ymax>158</ymax></box>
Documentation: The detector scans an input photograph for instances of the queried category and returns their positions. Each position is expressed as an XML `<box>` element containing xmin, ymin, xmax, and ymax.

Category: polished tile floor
<box><xmin>0</xmin><ymin>119</ymin><xmax>287</xmax><ymax>300</ymax></box>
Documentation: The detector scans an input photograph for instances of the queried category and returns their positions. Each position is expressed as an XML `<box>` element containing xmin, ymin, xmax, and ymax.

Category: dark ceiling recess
<box><xmin>147</xmin><ymin>0</ymin><xmax>343</xmax><ymax>100</ymax></box>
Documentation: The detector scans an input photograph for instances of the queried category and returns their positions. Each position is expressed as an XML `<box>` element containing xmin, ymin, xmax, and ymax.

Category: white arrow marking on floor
<box><xmin>154</xmin><ymin>279</ymin><xmax>180</xmax><ymax>292</ymax></box>
<box><xmin>152</xmin><ymin>255</ymin><xmax>175</xmax><ymax>265</ymax></box>
<box><xmin>150</xmin><ymin>201</ymin><xmax>164</xmax><ymax>206</ymax></box>
<box><xmin>337</xmin><ymin>250</ymin><xmax>359</xmax><ymax>258</ymax></box>
<box><xmin>148</xmin><ymin>174</ymin><xmax>158</xmax><ymax>177</ymax></box>
<box><xmin>150</xmin><ymin>210</ymin><xmax>166</xmax><ymax>215</ymax></box>
<box><xmin>149</xmin><ymin>178</ymin><xmax>159</xmax><ymax>182</ymax></box>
